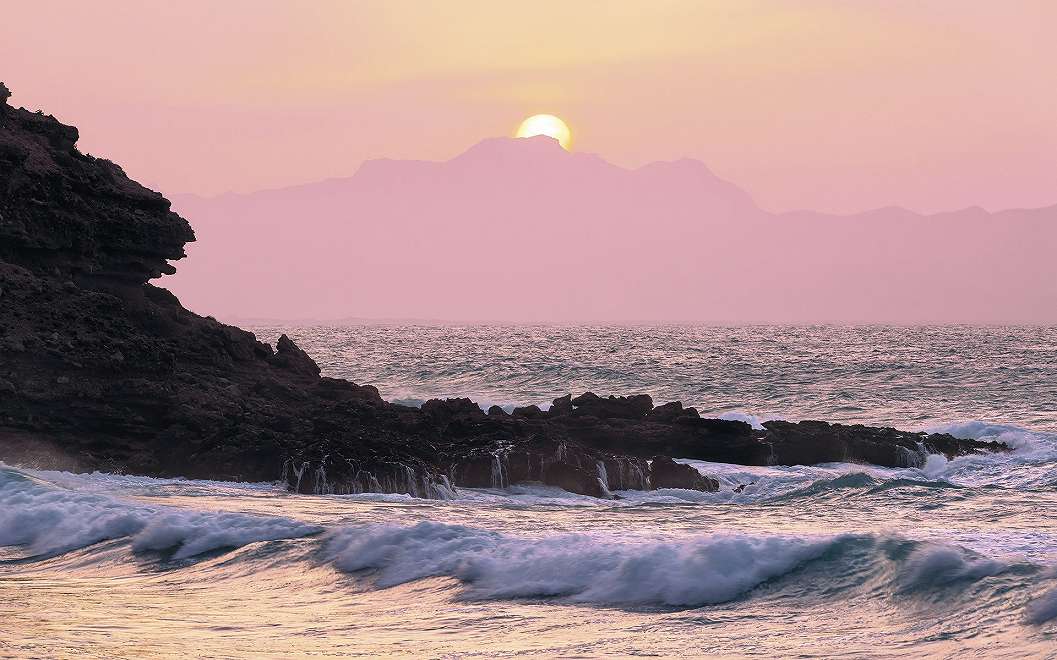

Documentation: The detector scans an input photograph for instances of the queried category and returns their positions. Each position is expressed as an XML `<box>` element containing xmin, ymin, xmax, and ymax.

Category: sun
<box><xmin>515</xmin><ymin>114</ymin><xmax>572</xmax><ymax>151</ymax></box>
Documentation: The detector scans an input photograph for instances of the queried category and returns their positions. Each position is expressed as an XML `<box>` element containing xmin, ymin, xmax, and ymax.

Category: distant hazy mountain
<box><xmin>166</xmin><ymin>136</ymin><xmax>1057</xmax><ymax>324</ymax></box>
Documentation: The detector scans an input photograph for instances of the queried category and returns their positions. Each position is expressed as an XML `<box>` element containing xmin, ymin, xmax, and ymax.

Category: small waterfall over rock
<box><xmin>595</xmin><ymin>460</ymin><xmax>609</xmax><ymax>490</ymax></box>
<box><xmin>281</xmin><ymin>455</ymin><xmax>456</xmax><ymax>499</ymax></box>
<box><xmin>292</xmin><ymin>461</ymin><xmax>309</xmax><ymax>492</ymax></box>
<box><xmin>312</xmin><ymin>460</ymin><xmax>329</xmax><ymax>495</ymax></box>
<box><xmin>595</xmin><ymin>460</ymin><xmax>612</xmax><ymax>498</ymax></box>
<box><xmin>490</xmin><ymin>453</ymin><xmax>509</xmax><ymax>489</ymax></box>
<box><xmin>430</xmin><ymin>474</ymin><xmax>458</xmax><ymax>499</ymax></box>
<box><xmin>602</xmin><ymin>457</ymin><xmax>650</xmax><ymax>490</ymax></box>
<box><xmin>895</xmin><ymin>442</ymin><xmax>929</xmax><ymax>468</ymax></box>
<box><xmin>555</xmin><ymin>441</ymin><xmax>567</xmax><ymax>462</ymax></box>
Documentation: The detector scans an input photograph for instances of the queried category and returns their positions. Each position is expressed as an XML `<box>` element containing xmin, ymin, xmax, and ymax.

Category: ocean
<box><xmin>3</xmin><ymin>325</ymin><xmax>1057</xmax><ymax>658</ymax></box>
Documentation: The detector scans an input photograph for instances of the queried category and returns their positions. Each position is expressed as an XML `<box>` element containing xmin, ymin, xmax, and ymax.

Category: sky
<box><xmin>3</xmin><ymin>0</ymin><xmax>1056</xmax><ymax>215</ymax></box>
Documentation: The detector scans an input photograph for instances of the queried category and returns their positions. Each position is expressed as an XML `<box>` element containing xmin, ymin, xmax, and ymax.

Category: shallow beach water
<box><xmin>4</xmin><ymin>325</ymin><xmax>1057</xmax><ymax>658</ymax></box>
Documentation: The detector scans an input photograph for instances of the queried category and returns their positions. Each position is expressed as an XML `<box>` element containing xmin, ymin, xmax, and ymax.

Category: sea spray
<box><xmin>0</xmin><ymin>468</ymin><xmax>320</xmax><ymax>558</ymax></box>
<box><xmin>324</xmin><ymin>521</ymin><xmax>841</xmax><ymax>605</ymax></box>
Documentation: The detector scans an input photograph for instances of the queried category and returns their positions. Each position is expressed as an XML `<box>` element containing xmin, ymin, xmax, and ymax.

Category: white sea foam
<box><xmin>324</xmin><ymin>521</ymin><xmax>1033</xmax><ymax>608</ymax></box>
<box><xmin>325</xmin><ymin>521</ymin><xmax>839</xmax><ymax>606</ymax></box>
<box><xmin>717</xmin><ymin>411</ymin><xmax>787</xmax><ymax>430</ymax></box>
<box><xmin>913</xmin><ymin>421</ymin><xmax>1057</xmax><ymax>489</ymax></box>
<box><xmin>130</xmin><ymin>510</ymin><xmax>322</xmax><ymax>559</ymax></box>
<box><xmin>928</xmin><ymin>420</ymin><xmax>1055</xmax><ymax>452</ymax></box>
<box><xmin>0</xmin><ymin>469</ymin><xmax>320</xmax><ymax>558</ymax></box>
<box><xmin>15</xmin><ymin>466</ymin><xmax>281</xmax><ymax>497</ymax></box>
<box><xmin>661</xmin><ymin>419</ymin><xmax>1057</xmax><ymax>500</ymax></box>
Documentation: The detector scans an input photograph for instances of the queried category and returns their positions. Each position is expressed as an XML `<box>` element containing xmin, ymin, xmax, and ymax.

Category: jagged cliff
<box><xmin>0</xmin><ymin>84</ymin><xmax>1009</xmax><ymax>497</ymax></box>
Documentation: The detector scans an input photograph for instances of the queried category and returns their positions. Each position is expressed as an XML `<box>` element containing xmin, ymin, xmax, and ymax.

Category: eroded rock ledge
<box><xmin>276</xmin><ymin>392</ymin><xmax>1005</xmax><ymax>498</ymax></box>
<box><xmin>0</xmin><ymin>84</ymin><xmax>1009</xmax><ymax>498</ymax></box>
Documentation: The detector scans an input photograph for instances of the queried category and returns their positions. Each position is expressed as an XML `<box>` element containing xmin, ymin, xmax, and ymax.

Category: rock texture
<box><xmin>0</xmin><ymin>87</ymin><xmax>1010</xmax><ymax>498</ymax></box>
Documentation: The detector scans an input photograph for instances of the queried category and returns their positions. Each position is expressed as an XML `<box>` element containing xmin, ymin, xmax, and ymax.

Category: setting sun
<box><xmin>515</xmin><ymin>114</ymin><xmax>572</xmax><ymax>150</ymax></box>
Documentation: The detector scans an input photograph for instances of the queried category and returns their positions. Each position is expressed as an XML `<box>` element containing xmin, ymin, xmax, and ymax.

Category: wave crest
<box><xmin>325</xmin><ymin>521</ymin><xmax>836</xmax><ymax>606</ymax></box>
<box><xmin>0</xmin><ymin>468</ymin><xmax>320</xmax><ymax>559</ymax></box>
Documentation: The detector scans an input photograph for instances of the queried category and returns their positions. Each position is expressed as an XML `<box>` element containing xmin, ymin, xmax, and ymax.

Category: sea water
<box><xmin>3</xmin><ymin>325</ymin><xmax>1056</xmax><ymax>658</ymax></box>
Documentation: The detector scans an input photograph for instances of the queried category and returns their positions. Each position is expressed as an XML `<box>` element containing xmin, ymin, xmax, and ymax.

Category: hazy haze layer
<box><xmin>167</xmin><ymin>137</ymin><xmax>1057</xmax><ymax>324</ymax></box>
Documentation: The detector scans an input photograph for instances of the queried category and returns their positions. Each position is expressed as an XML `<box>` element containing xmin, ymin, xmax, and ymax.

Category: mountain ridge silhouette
<box><xmin>166</xmin><ymin>136</ymin><xmax>1057</xmax><ymax>324</ymax></box>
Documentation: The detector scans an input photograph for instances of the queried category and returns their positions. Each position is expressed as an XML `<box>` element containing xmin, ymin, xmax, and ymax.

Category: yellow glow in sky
<box><xmin>5</xmin><ymin>1</ymin><xmax>1054</xmax><ymax>212</ymax></box>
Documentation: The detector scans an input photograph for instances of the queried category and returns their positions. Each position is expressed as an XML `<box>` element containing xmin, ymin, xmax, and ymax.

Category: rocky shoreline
<box><xmin>0</xmin><ymin>84</ymin><xmax>1010</xmax><ymax>498</ymax></box>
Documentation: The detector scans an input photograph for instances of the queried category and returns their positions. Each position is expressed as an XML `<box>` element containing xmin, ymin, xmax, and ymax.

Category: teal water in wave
<box><xmin>2</xmin><ymin>325</ymin><xmax>1056</xmax><ymax>657</ymax></box>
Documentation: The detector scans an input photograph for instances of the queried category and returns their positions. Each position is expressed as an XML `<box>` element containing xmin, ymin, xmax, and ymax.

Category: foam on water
<box><xmin>0</xmin><ymin>468</ymin><xmax>321</xmax><ymax>559</ymax></box>
<box><xmin>649</xmin><ymin>420</ymin><xmax>1057</xmax><ymax>504</ymax></box>
<box><xmin>324</xmin><ymin>521</ymin><xmax>839</xmax><ymax>605</ymax></box>
<box><xmin>716</xmin><ymin>410</ymin><xmax>785</xmax><ymax>429</ymax></box>
<box><xmin>322</xmin><ymin>521</ymin><xmax>1052</xmax><ymax>610</ymax></box>
<box><xmin>10</xmin><ymin>418</ymin><xmax>1055</xmax><ymax>514</ymax></box>
<box><xmin>5</xmin><ymin>458</ymin><xmax>1057</xmax><ymax>658</ymax></box>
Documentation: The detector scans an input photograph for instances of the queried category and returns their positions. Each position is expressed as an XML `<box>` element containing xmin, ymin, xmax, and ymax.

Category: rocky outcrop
<box><xmin>649</xmin><ymin>456</ymin><xmax>720</xmax><ymax>491</ymax></box>
<box><xmin>570</xmin><ymin>392</ymin><xmax>654</xmax><ymax>419</ymax></box>
<box><xmin>758</xmin><ymin>420</ymin><xmax>1011</xmax><ymax>468</ymax></box>
<box><xmin>0</xmin><ymin>98</ymin><xmax>192</xmax><ymax>284</ymax></box>
<box><xmin>270</xmin><ymin>334</ymin><xmax>321</xmax><ymax>377</ymax></box>
<box><xmin>0</xmin><ymin>86</ymin><xmax>1011</xmax><ymax>499</ymax></box>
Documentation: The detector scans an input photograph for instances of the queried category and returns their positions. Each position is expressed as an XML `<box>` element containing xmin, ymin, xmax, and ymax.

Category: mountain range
<box><xmin>167</xmin><ymin>136</ymin><xmax>1057</xmax><ymax>324</ymax></box>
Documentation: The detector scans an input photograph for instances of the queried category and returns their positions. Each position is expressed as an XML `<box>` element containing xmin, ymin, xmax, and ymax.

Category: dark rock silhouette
<box><xmin>650</xmin><ymin>456</ymin><xmax>720</xmax><ymax>491</ymax></box>
<box><xmin>0</xmin><ymin>87</ymin><xmax>1010</xmax><ymax>498</ymax></box>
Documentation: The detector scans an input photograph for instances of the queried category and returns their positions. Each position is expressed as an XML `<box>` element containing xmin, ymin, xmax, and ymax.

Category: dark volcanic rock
<box><xmin>270</xmin><ymin>334</ymin><xmax>321</xmax><ymax>377</ymax></box>
<box><xmin>542</xmin><ymin>462</ymin><xmax>606</xmax><ymax>498</ymax></box>
<box><xmin>421</xmin><ymin>397</ymin><xmax>483</xmax><ymax>422</ymax></box>
<box><xmin>570</xmin><ymin>392</ymin><xmax>654</xmax><ymax>419</ymax></box>
<box><xmin>511</xmin><ymin>404</ymin><xmax>544</xmax><ymax>419</ymax></box>
<box><xmin>548</xmin><ymin>394</ymin><xmax>573</xmax><ymax>417</ymax></box>
<box><xmin>450</xmin><ymin>442</ymin><xmax>615</xmax><ymax>499</ymax></box>
<box><xmin>0</xmin><ymin>99</ymin><xmax>192</xmax><ymax>284</ymax></box>
<box><xmin>0</xmin><ymin>89</ymin><xmax>405</xmax><ymax>483</ymax></box>
<box><xmin>0</xmin><ymin>86</ymin><xmax>1011</xmax><ymax>497</ymax></box>
<box><xmin>649</xmin><ymin>401</ymin><xmax>689</xmax><ymax>422</ymax></box>
<box><xmin>762</xmin><ymin>420</ymin><xmax>1008</xmax><ymax>468</ymax></box>
<box><xmin>649</xmin><ymin>456</ymin><xmax>719</xmax><ymax>491</ymax></box>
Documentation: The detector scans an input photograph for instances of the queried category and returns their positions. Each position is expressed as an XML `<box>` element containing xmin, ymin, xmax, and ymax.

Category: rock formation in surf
<box><xmin>0</xmin><ymin>86</ymin><xmax>1009</xmax><ymax>498</ymax></box>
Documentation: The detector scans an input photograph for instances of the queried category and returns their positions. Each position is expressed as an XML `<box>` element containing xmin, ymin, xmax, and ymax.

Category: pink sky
<box><xmin>3</xmin><ymin>1</ymin><xmax>1056</xmax><ymax>214</ymax></box>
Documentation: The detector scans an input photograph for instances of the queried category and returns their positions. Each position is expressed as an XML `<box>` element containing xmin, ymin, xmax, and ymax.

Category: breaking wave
<box><xmin>325</xmin><ymin>522</ymin><xmax>835</xmax><ymax>605</ymax></box>
<box><xmin>4</xmin><ymin>460</ymin><xmax>1057</xmax><ymax>651</ymax></box>
<box><xmin>322</xmin><ymin>521</ymin><xmax>1056</xmax><ymax>612</ymax></box>
<box><xmin>0</xmin><ymin>468</ymin><xmax>321</xmax><ymax>560</ymax></box>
